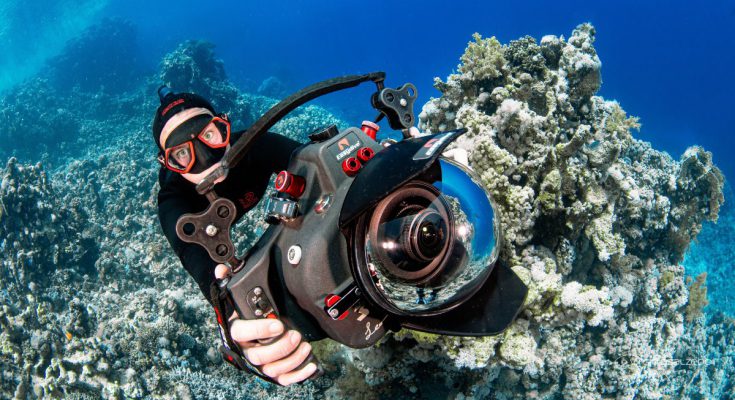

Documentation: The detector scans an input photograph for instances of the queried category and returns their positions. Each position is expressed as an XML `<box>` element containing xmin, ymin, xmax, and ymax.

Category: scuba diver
<box><xmin>152</xmin><ymin>87</ymin><xmax>317</xmax><ymax>386</ymax></box>
<box><xmin>152</xmin><ymin>83</ymin><xmax>473</xmax><ymax>386</ymax></box>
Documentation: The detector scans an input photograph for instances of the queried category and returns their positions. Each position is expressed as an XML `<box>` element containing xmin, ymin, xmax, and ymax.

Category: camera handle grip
<box><xmin>214</xmin><ymin>280</ymin><xmax>322</xmax><ymax>384</ymax></box>
<box><xmin>255</xmin><ymin>321</ymin><xmax>322</xmax><ymax>381</ymax></box>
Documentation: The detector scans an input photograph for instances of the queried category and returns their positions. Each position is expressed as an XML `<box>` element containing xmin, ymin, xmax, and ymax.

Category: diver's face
<box><xmin>160</xmin><ymin>108</ymin><xmax>230</xmax><ymax>185</ymax></box>
<box><xmin>180</xmin><ymin>156</ymin><xmax>228</xmax><ymax>184</ymax></box>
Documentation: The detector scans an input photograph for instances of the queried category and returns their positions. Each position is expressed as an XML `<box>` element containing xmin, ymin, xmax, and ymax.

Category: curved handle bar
<box><xmin>196</xmin><ymin>72</ymin><xmax>386</xmax><ymax>195</ymax></box>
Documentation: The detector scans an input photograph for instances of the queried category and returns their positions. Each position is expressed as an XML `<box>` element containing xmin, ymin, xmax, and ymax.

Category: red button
<box><xmin>360</xmin><ymin>121</ymin><xmax>380</xmax><ymax>140</ymax></box>
<box><xmin>341</xmin><ymin>157</ymin><xmax>361</xmax><ymax>176</ymax></box>
<box><xmin>324</xmin><ymin>294</ymin><xmax>341</xmax><ymax>307</ymax></box>
<box><xmin>357</xmin><ymin>147</ymin><xmax>375</xmax><ymax>163</ymax></box>
<box><xmin>274</xmin><ymin>171</ymin><xmax>305</xmax><ymax>198</ymax></box>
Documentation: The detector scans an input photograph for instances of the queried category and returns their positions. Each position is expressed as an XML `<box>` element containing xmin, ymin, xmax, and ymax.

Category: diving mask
<box><xmin>159</xmin><ymin>114</ymin><xmax>231</xmax><ymax>174</ymax></box>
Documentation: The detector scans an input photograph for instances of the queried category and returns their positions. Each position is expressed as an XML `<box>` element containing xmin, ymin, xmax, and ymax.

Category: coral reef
<box><xmin>396</xmin><ymin>23</ymin><xmax>728</xmax><ymax>399</ymax></box>
<box><xmin>45</xmin><ymin>17</ymin><xmax>142</xmax><ymax>93</ymax></box>
<box><xmin>257</xmin><ymin>76</ymin><xmax>288</xmax><ymax>99</ymax></box>
<box><xmin>1</xmin><ymin>19</ymin><xmax>733</xmax><ymax>399</ymax></box>
<box><xmin>0</xmin><ymin>24</ymin><xmax>341</xmax><ymax>399</ymax></box>
<box><xmin>684</xmin><ymin>182</ymin><xmax>735</xmax><ymax>316</ymax></box>
<box><xmin>0</xmin><ymin>18</ymin><xmax>154</xmax><ymax>166</ymax></box>
<box><xmin>685</xmin><ymin>273</ymin><xmax>709</xmax><ymax>322</ymax></box>
<box><xmin>0</xmin><ymin>0</ymin><xmax>109</xmax><ymax>93</ymax></box>
<box><xmin>159</xmin><ymin>40</ymin><xmax>240</xmax><ymax>114</ymax></box>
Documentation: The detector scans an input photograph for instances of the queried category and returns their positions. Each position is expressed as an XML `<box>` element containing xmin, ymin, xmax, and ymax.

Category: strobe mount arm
<box><xmin>195</xmin><ymin>72</ymin><xmax>388</xmax><ymax>195</ymax></box>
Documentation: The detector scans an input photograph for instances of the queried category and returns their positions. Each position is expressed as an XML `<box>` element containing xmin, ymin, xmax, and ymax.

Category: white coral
<box><xmin>560</xmin><ymin>281</ymin><xmax>614</xmax><ymax>326</ymax></box>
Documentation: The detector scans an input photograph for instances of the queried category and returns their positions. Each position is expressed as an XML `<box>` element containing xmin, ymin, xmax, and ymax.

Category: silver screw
<box><xmin>254</xmin><ymin>287</ymin><xmax>262</xmax><ymax>296</ymax></box>
<box><xmin>328</xmin><ymin>309</ymin><xmax>339</xmax><ymax>318</ymax></box>
<box><xmin>287</xmin><ymin>245</ymin><xmax>302</xmax><ymax>265</ymax></box>
<box><xmin>255</xmin><ymin>309</ymin><xmax>263</xmax><ymax>317</ymax></box>
<box><xmin>400</xmin><ymin>98</ymin><xmax>407</xmax><ymax>107</ymax></box>
<box><xmin>205</xmin><ymin>225</ymin><xmax>218</xmax><ymax>237</ymax></box>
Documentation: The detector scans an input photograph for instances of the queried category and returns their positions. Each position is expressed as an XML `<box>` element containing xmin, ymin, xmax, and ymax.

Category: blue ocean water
<box><xmin>114</xmin><ymin>0</ymin><xmax>735</xmax><ymax>178</ymax></box>
<box><xmin>3</xmin><ymin>0</ymin><xmax>734</xmax><ymax>178</ymax></box>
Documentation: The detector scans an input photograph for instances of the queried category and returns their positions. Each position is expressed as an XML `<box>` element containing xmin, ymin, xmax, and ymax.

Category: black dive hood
<box><xmin>174</xmin><ymin>72</ymin><xmax>527</xmax><ymax>365</ymax></box>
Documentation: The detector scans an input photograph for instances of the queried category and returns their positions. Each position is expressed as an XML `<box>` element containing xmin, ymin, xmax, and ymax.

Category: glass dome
<box><xmin>362</xmin><ymin>157</ymin><xmax>501</xmax><ymax>313</ymax></box>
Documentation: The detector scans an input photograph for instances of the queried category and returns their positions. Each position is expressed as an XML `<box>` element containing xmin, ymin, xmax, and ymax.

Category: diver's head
<box><xmin>152</xmin><ymin>87</ymin><xmax>231</xmax><ymax>184</ymax></box>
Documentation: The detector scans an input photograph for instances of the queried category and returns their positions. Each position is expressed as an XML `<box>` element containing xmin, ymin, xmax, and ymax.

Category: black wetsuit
<box><xmin>157</xmin><ymin>131</ymin><xmax>301</xmax><ymax>305</ymax></box>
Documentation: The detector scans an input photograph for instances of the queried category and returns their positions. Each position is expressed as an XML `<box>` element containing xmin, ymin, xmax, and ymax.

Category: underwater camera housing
<box><xmin>175</xmin><ymin>72</ymin><xmax>528</xmax><ymax>351</ymax></box>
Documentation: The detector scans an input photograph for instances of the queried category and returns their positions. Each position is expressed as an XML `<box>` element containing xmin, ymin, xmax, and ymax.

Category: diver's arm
<box><xmin>251</xmin><ymin>132</ymin><xmax>303</xmax><ymax>174</ymax></box>
<box><xmin>157</xmin><ymin>169</ymin><xmax>218</xmax><ymax>305</ymax></box>
<box><xmin>158</xmin><ymin>169</ymin><xmax>316</xmax><ymax>385</ymax></box>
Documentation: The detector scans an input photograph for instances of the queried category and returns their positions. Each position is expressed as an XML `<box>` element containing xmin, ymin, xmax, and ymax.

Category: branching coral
<box><xmin>685</xmin><ymin>272</ymin><xmax>709</xmax><ymax>322</ymax></box>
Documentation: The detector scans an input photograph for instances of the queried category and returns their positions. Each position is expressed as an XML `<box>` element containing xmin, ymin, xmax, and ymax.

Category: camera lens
<box><xmin>367</xmin><ymin>185</ymin><xmax>452</xmax><ymax>282</ymax></box>
<box><xmin>405</xmin><ymin>210</ymin><xmax>446</xmax><ymax>262</ymax></box>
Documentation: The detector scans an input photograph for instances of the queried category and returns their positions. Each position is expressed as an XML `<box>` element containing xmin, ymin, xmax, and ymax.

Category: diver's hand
<box><xmin>442</xmin><ymin>148</ymin><xmax>470</xmax><ymax>168</ymax></box>
<box><xmin>408</xmin><ymin>126</ymin><xmax>425</xmax><ymax>138</ymax></box>
<box><xmin>215</xmin><ymin>264</ymin><xmax>316</xmax><ymax>386</ymax></box>
<box><xmin>229</xmin><ymin>318</ymin><xmax>315</xmax><ymax>385</ymax></box>
<box><xmin>408</xmin><ymin>127</ymin><xmax>470</xmax><ymax>168</ymax></box>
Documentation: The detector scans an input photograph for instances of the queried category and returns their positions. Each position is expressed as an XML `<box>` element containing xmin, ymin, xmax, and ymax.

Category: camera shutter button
<box><xmin>287</xmin><ymin>245</ymin><xmax>302</xmax><ymax>265</ymax></box>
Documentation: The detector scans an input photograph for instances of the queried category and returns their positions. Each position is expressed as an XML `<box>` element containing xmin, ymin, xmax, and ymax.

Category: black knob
<box><xmin>217</xmin><ymin>206</ymin><xmax>230</xmax><ymax>218</ymax></box>
<box><xmin>308</xmin><ymin>125</ymin><xmax>339</xmax><ymax>142</ymax></box>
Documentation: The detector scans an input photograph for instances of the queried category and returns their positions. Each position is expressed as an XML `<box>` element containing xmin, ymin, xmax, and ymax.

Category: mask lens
<box><xmin>198</xmin><ymin>118</ymin><xmax>230</xmax><ymax>148</ymax></box>
<box><xmin>165</xmin><ymin>142</ymin><xmax>195</xmax><ymax>173</ymax></box>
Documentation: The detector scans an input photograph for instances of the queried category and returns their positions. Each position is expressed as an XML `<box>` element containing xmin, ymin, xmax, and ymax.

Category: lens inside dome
<box><xmin>370</xmin><ymin>185</ymin><xmax>452</xmax><ymax>281</ymax></box>
<box><xmin>410</xmin><ymin>210</ymin><xmax>447</xmax><ymax>261</ymax></box>
<box><xmin>359</xmin><ymin>158</ymin><xmax>501</xmax><ymax>314</ymax></box>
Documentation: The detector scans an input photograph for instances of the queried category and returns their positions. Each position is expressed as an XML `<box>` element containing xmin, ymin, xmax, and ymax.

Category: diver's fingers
<box><xmin>275</xmin><ymin>362</ymin><xmax>318</xmax><ymax>386</ymax></box>
<box><xmin>408</xmin><ymin>126</ymin><xmax>422</xmax><ymax>138</ymax></box>
<box><xmin>227</xmin><ymin>310</ymin><xmax>239</xmax><ymax>322</ymax></box>
<box><xmin>214</xmin><ymin>264</ymin><xmax>231</xmax><ymax>280</ymax></box>
<box><xmin>261</xmin><ymin>342</ymin><xmax>312</xmax><ymax>378</ymax></box>
<box><xmin>443</xmin><ymin>148</ymin><xmax>470</xmax><ymax>168</ymax></box>
<box><xmin>230</xmin><ymin>319</ymin><xmax>284</xmax><ymax>347</ymax></box>
<box><xmin>245</xmin><ymin>330</ymin><xmax>301</xmax><ymax>366</ymax></box>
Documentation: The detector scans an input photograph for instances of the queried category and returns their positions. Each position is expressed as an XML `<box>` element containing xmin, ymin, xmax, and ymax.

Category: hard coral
<box><xmin>0</xmin><ymin>23</ymin><xmax>346</xmax><ymax>398</ymax></box>
<box><xmin>159</xmin><ymin>40</ymin><xmax>239</xmax><ymax>113</ymax></box>
<box><xmin>1</xmin><ymin>19</ymin><xmax>731</xmax><ymax>400</ymax></box>
<box><xmin>406</xmin><ymin>23</ymin><xmax>727</xmax><ymax>398</ymax></box>
<box><xmin>685</xmin><ymin>272</ymin><xmax>709</xmax><ymax>322</ymax></box>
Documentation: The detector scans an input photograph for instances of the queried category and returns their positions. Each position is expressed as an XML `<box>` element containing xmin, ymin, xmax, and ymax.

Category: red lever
<box><xmin>341</xmin><ymin>157</ymin><xmax>361</xmax><ymax>176</ymax></box>
<box><xmin>274</xmin><ymin>171</ymin><xmax>306</xmax><ymax>198</ymax></box>
<box><xmin>325</xmin><ymin>294</ymin><xmax>341</xmax><ymax>307</ymax></box>
<box><xmin>324</xmin><ymin>295</ymin><xmax>349</xmax><ymax>320</ymax></box>
<box><xmin>360</xmin><ymin>121</ymin><xmax>379</xmax><ymax>141</ymax></box>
